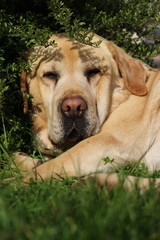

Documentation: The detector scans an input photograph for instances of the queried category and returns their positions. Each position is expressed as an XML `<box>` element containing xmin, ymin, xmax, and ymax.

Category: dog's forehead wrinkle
<box><xmin>49</xmin><ymin>39</ymin><xmax>105</xmax><ymax>66</ymax></box>
<box><xmin>31</xmin><ymin>47</ymin><xmax>65</xmax><ymax>78</ymax></box>
<box><xmin>32</xmin><ymin>46</ymin><xmax>62</xmax><ymax>61</ymax></box>
<box><xmin>46</xmin><ymin>48</ymin><xmax>64</xmax><ymax>63</ymax></box>
<box><xmin>76</xmin><ymin>49</ymin><xmax>109</xmax><ymax>73</ymax></box>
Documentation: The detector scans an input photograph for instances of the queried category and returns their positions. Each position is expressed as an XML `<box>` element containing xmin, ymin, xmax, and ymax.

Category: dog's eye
<box><xmin>43</xmin><ymin>72</ymin><xmax>59</xmax><ymax>80</ymax></box>
<box><xmin>85</xmin><ymin>69</ymin><xmax>101</xmax><ymax>79</ymax></box>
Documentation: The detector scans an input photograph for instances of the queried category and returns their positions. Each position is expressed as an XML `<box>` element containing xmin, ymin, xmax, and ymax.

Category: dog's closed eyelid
<box><xmin>85</xmin><ymin>69</ymin><xmax>101</xmax><ymax>80</ymax></box>
<box><xmin>43</xmin><ymin>72</ymin><xmax>60</xmax><ymax>80</ymax></box>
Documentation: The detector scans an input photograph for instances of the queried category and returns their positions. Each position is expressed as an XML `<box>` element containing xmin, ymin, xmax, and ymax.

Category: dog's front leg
<box><xmin>23</xmin><ymin>133</ymin><xmax>121</xmax><ymax>182</ymax></box>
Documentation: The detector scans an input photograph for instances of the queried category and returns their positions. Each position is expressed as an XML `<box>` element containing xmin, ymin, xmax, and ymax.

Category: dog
<box><xmin>14</xmin><ymin>33</ymin><xmax>160</xmax><ymax>189</ymax></box>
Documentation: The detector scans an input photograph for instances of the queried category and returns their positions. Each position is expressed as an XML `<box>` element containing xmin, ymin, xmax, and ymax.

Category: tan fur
<box><xmin>14</xmin><ymin>33</ymin><xmax>160</xmax><ymax>189</ymax></box>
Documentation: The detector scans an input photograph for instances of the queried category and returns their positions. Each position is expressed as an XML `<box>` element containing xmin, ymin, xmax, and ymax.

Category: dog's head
<box><xmin>21</xmin><ymin>33</ymin><xmax>148</xmax><ymax>155</ymax></box>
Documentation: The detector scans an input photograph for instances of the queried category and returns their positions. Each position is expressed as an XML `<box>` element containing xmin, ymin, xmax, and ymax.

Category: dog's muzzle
<box><xmin>61</xmin><ymin>96</ymin><xmax>88</xmax><ymax>141</ymax></box>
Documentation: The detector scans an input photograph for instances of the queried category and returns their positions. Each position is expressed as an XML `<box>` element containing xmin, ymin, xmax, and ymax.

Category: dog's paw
<box><xmin>13</xmin><ymin>152</ymin><xmax>42</xmax><ymax>173</ymax></box>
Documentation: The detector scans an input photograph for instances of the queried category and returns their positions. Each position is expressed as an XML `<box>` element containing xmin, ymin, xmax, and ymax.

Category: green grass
<box><xmin>0</xmin><ymin>159</ymin><xmax>160</xmax><ymax>240</ymax></box>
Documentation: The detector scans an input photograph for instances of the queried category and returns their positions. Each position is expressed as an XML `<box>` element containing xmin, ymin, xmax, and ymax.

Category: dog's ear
<box><xmin>107</xmin><ymin>41</ymin><xmax>147</xmax><ymax>96</ymax></box>
<box><xmin>20</xmin><ymin>68</ymin><xmax>28</xmax><ymax>114</ymax></box>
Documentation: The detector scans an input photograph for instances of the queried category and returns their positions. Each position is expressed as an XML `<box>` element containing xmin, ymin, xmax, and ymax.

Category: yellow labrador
<box><xmin>15</xmin><ymin>33</ymin><xmax>160</xmax><ymax>188</ymax></box>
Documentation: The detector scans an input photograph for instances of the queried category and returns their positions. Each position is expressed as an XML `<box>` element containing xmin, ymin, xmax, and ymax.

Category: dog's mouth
<box><xmin>63</xmin><ymin>116</ymin><xmax>89</xmax><ymax>142</ymax></box>
<box><xmin>66</xmin><ymin>126</ymin><xmax>83</xmax><ymax>142</ymax></box>
<box><xmin>49</xmin><ymin>125</ymin><xmax>85</xmax><ymax>149</ymax></box>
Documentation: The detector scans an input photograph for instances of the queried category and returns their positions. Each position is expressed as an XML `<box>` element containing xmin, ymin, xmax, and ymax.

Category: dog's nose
<box><xmin>61</xmin><ymin>96</ymin><xmax>87</xmax><ymax>117</ymax></box>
